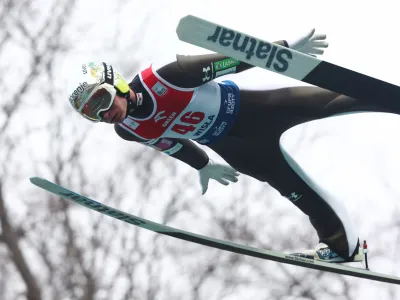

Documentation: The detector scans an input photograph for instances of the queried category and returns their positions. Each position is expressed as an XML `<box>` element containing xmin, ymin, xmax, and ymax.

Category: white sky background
<box><xmin>51</xmin><ymin>0</ymin><xmax>400</xmax><ymax>297</ymax></box>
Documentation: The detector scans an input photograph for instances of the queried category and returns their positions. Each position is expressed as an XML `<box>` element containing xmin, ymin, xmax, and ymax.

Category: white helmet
<box><xmin>67</xmin><ymin>61</ymin><xmax>130</xmax><ymax>122</ymax></box>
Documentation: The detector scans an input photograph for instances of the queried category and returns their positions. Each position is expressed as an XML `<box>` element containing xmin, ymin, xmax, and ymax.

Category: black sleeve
<box><xmin>167</xmin><ymin>138</ymin><xmax>209</xmax><ymax>170</ymax></box>
<box><xmin>156</xmin><ymin>53</ymin><xmax>251</xmax><ymax>88</ymax></box>
<box><xmin>156</xmin><ymin>40</ymin><xmax>289</xmax><ymax>88</ymax></box>
<box><xmin>114</xmin><ymin>124</ymin><xmax>209</xmax><ymax>170</ymax></box>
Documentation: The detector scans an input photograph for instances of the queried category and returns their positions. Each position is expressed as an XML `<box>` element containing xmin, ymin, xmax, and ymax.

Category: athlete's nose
<box><xmin>100</xmin><ymin>101</ymin><xmax>116</xmax><ymax>121</ymax></box>
<box><xmin>102</xmin><ymin>111</ymin><xmax>110</xmax><ymax>120</ymax></box>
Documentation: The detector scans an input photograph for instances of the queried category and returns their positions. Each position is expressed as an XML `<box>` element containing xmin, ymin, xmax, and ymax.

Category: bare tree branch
<box><xmin>0</xmin><ymin>181</ymin><xmax>42</xmax><ymax>300</ymax></box>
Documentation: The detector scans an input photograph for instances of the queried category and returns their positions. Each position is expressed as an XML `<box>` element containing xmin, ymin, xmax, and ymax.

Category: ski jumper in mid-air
<box><xmin>67</xmin><ymin>29</ymin><xmax>397</xmax><ymax>263</ymax></box>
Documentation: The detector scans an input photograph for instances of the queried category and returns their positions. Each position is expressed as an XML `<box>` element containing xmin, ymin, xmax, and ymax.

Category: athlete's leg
<box><xmin>229</xmin><ymin>86</ymin><xmax>393</xmax><ymax>138</ymax></box>
<box><xmin>209</xmin><ymin>135</ymin><xmax>357</xmax><ymax>259</ymax></box>
<box><xmin>220</xmin><ymin>86</ymin><xmax>382</xmax><ymax>259</ymax></box>
<box><xmin>278</xmin><ymin>139</ymin><xmax>359</xmax><ymax>259</ymax></box>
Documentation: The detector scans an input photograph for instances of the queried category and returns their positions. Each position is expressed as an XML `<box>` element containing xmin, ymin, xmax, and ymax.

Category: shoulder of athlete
<box><xmin>152</xmin><ymin>53</ymin><xmax>253</xmax><ymax>88</ymax></box>
<box><xmin>141</xmin><ymin>38</ymin><xmax>290</xmax><ymax>89</ymax></box>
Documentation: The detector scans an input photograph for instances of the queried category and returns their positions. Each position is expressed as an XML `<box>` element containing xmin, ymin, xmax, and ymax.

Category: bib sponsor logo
<box><xmin>152</xmin><ymin>81</ymin><xmax>168</xmax><ymax>96</ymax></box>
<box><xmin>194</xmin><ymin>115</ymin><xmax>215</xmax><ymax>136</ymax></box>
<box><xmin>212</xmin><ymin>121</ymin><xmax>228</xmax><ymax>137</ymax></box>
<box><xmin>154</xmin><ymin>110</ymin><xmax>167</xmax><ymax>123</ymax></box>
<box><xmin>123</xmin><ymin>118</ymin><xmax>140</xmax><ymax>129</ymax></box>
<box><xmin>197</xmin><ymin>138</ymin><xmax>210</xmax><ymax>144</ymax></box>
<box><xmin>162</xmin><ymin>112</ymin><xmax>177</xmax><ymax>127</ymax></box>
<box><xmin>225</xmin><ymin>93</ymin><xmax>235</xmax><ymax>114</ymax></box>
<box><xmin>154</xmin><ymin>111</ymin><xmax>177</xmax><ymax>127</ymax></box>
<box><xmin>207</xmin><ymin>26</ymin><xmax>292</xmax><ymax>73</ymax></box>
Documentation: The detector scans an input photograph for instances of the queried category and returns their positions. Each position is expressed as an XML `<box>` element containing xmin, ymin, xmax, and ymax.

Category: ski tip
<box><xmin>177</xmin><ymin>14</ymin><xmax>195</xmax><ymax>24</ymax></box>
<box><xmin>176</xmin><ymin>15</ymin><xmax>198</xmax><ymax>39</ymax></box>
<box><xmin>30</xmin><ymin>176</ymin><xmax>45</xmax><ymax>186</ymax></box>
<box><xmin>176</xmin><ymin>15</ymin><xmax>189</xmax><ymax>39</ymax></box>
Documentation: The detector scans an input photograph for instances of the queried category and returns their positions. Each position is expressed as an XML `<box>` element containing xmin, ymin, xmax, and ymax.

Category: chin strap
<box><xmin>126</xmin><ymin>97</ymin><xmax>137</xmax><ymax>115</ymax></box>
<box><xmin>102</xmin><ymin>61</ymin><xmax>135</xmax><ymax>116</ymax></box>
<box><xmin>115</xmin><ymin>87</ymin><xmax>136</xmax><ymax>117</ymax></box>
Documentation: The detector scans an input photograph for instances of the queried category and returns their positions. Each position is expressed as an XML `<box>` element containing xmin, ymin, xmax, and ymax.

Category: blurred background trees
<box><xmin>1</xmin><ymin>0</ymin><xmax>400</xmax><ymax>299</ymax></box>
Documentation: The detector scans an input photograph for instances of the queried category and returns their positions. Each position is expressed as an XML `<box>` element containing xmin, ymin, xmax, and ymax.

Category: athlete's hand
<box><xmin>198</xmin><ymin>159</ymin><xmax>239</xmax><ymax>195</ymax></box>
<box><xmin>287</xmin><ymin>29</ymin><xmax>328</xmax><ymax>57</ymax></box>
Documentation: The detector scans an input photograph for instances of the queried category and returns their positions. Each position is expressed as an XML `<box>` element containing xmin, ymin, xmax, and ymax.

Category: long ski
<box><xmin>176</xmin><ymin>15</ymin><xmax>400</xmax><ymax>103</ymax></box>
<box><xmin>30</xmin><ymin>177</ymin><xmax>400</xmax><ymax>285</ymax></box>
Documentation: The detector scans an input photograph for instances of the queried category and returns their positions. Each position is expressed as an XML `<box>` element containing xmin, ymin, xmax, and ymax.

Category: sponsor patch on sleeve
<box><xmin>213</xmin><ymin>58</ymin><xmax>240</xmax><ymax>71</ymax></box>
<box><xmin>212</xmin><ymin>58</ymin><xmax>239</xmax><ymax>79</ymax></box>
<box><xmin>146</xmin><ymin>138</ymin><xmax>182</xmax><ymax>155</ymax></box>
<box><xmin>163</xmin><ymin>142</ymin><xmax>183</xmax><ymax>155</ymax></box>
<box><xmin>136</xmin><ymin>92</ymin><xmax>143</xmax><ymax>106</ymax></box>
<box><xmin>153</xmin><ymin>138</ymin><xmax>174</xmax><ymax>150</ymax></box>
<box><xmin>215</xmin><ymin>66</ymin><xmax>236</xmax><ymax>78</ymax></box>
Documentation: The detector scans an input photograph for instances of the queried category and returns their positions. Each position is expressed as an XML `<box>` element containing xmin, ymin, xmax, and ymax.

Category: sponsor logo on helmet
<box><xmin>82</xmin><ymin>64</ymin><xmax>87</xmax><ymax>74</ymax></box>
<box><xmin>105</xmin><ymin>64</ymin><xmax>113</xmax><ymax>80</ymax></box>
<box><xmin>69</xmin><ymin>82</ymin><xmax>88</xmax><ymax>103</ymax></box>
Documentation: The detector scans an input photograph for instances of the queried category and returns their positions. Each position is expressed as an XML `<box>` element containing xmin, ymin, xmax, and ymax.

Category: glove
<box><xmin>287</xmin><ymin>29</ymin><xmax>328</xmax><ymax>57</ymax></box>
<box><xmin>198</xmin><ymin>159</ymin><xmax>239</xmax><ymax>195</ymax></box>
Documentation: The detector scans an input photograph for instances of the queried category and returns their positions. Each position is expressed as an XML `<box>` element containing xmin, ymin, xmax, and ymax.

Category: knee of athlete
<box><xmin>324</xmin><ymin>95</ymin><xmax>358</xmax><ymax>114</ymax></box>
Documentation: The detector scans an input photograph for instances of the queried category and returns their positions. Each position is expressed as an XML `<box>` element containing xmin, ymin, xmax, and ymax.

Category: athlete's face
<box><xmin>101</xmin><ymin>94</ymin><xmax>128</xmax><ymax>124</ymax></box>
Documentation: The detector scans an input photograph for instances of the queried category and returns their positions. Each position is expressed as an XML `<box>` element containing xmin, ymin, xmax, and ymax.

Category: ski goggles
<box><xmin>77</xmin><ymin>83</ymin><xmax>117</xmax><ymax>122</ymax></box>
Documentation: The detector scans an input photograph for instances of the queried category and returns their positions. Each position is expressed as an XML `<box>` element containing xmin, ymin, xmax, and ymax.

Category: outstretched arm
<box><xmin>157</xmin><ymin>28</ymin><xmax>328</xmax><ymax>88</ymax></box>
<box><xmin>157</xmin><ymin>40</ymin><xmax>288</xmax><ymax>88</ymax></box>
<box><xmin>115</xmin><ymin>123</ymin><xmax>209</xmax><ymax>169</ymax></box>
<box><xmin>114</xmin><ymin>125</ymin><xmax>239</xmax><ymax>194</ymax></box>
